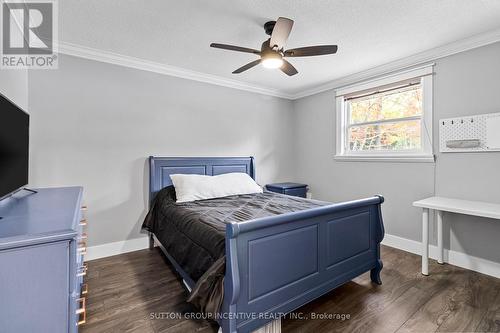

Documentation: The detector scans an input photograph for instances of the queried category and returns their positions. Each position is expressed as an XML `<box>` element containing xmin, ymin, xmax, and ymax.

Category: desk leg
<box><xmin>437</xmin><ymin>210</ymin><xmax>444</xmax><ymax>264</ymax></box>
<box><xmin>422</xmin><ymin>208</ymin><xmax>429</xmax><ymax>276</ymax></box>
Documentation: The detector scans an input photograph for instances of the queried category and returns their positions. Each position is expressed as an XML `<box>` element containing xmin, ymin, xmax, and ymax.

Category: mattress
<box><xmin>142</xmin><ymin>186</ymin><xmax>328</xmax><ymax>314</ymax></box>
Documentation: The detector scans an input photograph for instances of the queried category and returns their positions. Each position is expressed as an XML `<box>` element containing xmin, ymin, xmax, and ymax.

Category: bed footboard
<box><xmin>220</xmin><ymin>196</ymin><xmax>385</xmax><ymax>333</ymax></box>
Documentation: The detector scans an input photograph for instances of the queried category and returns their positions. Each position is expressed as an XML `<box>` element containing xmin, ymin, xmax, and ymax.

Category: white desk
<box><xmin>413</xmin><ymin>196</ymin><xmax>500</xmax><ymax>275</ymax></box>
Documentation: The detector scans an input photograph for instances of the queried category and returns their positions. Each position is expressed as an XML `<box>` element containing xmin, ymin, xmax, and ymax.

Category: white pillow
<box><xmin>170</xmin><ymin>172</ymin><xmax>263</xmax><ymax>203</ymax></box>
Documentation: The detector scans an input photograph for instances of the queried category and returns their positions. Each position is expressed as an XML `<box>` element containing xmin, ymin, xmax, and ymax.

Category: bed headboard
<box><xmin>149</xmin><ymin>156</ymin><xmax>255</xmax><ymax>205</ymax></box>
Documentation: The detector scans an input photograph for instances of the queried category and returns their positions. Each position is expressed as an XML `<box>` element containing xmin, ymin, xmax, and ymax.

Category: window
<box><xmin>335</xmin><ymin>66</ymin><xmax>434</xmax><ymax>162</ymax></box>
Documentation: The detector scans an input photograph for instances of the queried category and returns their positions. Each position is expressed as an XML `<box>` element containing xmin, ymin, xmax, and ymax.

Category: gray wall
<box><xmin>0</xmin><ymin>69</ymin><xmax>28</xmax><ymax>110</ymax></box>
<box><xmin>433</xmin><ymin>42</ymin><xmax>500</xmax><ymax>262</ymax></box>
<box><xmin>28</xmin><ymin>55</ymin><xmax>295</xmax><ymax>247</ymax></box>
<box><xmin>0</xmin><ymin>16</ymin><xmax>28</xmax><ymax>110</ymax></box>
<box><xmin>292</xmin><ymin>41</ymin><xmax>500</xmax><ymax>263</ymax></box>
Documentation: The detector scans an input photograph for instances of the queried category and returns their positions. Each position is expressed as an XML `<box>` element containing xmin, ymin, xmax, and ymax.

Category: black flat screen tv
<box><xmin>0</xmin><ymin>93</ymin><xmax>29</xmax><ymax>200</ymax></box>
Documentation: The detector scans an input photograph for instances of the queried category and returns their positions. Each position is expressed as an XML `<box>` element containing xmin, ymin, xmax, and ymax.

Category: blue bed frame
<box><xmin>148</xmin><ymin>156</ymin><xmax>385</xmax><ymax>333</ymax></box>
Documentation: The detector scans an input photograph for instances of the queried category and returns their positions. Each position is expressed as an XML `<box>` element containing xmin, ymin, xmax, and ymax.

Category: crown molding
<box><xmin>56</xmin><ymin>41</ymin><xmax>295</xmax><ymax>100</ymax></box>
<box><xmin>291</xmin><ymin>27</ymin><xmax>500</xmax><ymax>99</ymax></box>
<box><xmin>55</xmin><ymin>27</ymin><xmax>500</xmax><ymax>101</ymax></box>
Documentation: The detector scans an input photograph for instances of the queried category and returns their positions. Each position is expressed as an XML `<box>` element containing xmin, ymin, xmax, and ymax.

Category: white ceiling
<box><xmin>59</xmin><ymin>0</ymin><xmax>500</xmax><ymax>96</ymax></box>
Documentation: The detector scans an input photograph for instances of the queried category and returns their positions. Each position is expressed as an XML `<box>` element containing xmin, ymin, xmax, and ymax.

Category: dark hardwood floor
<box><xmin>81</xmin><ymin>246</ymin><xmax>500</xmax><ymax>333</ymax></box>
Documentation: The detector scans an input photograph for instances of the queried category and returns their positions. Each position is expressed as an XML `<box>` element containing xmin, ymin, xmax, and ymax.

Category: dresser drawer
<box><xmin>0</xmin><ymin>242</ymin><xmax>70</xmax><ymax>333</ymax></box>
<box><xmin>70</xmin><ymin>203</ymin><xmax>90</xmax><ymax>331</ymax></box>
<box><xmin>73</xmin><ymin>277</ymin><xmax>88</xmax><ymax>328</ymax></box>
<box><xmin>74</xmin><ymin>294</ymin><xmax>87</xmax><ymax>327</ymax></box>
<box><xmin>77</xmin><ymin>204</ymin><xmax>88</xmax><ymax>258</ymax></box>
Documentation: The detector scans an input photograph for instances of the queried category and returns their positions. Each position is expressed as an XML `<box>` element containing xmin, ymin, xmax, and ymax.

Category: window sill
<box><xmin>334</xmin><ymin>154</ymin><xmax>435</xmax><ymax>163</ymax></box>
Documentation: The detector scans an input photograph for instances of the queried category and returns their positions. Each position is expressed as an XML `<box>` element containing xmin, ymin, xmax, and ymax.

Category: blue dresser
<box><xmin>0</xmin><ymin>187</ymin><xmax>87</xmax><ymax>333</ymax></box>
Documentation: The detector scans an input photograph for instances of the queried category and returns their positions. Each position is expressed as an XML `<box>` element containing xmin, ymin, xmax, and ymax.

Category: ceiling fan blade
<box><xmin>270</xmin><ymin>17</ymin><xmax>294</xmax><ymax>50</ymax></box>
<box><xmin>280</xmin><ymin>59</ymin><xmax>298</xmax><ymax>76</ymax></box>
<box><xmin>284</xmin><ymin>45</ymin><xmax>338</xmax><ymax>57</ymax></box>
<box><xmin>210</xmin><ymin>43</ymin><xmax>260</xmax><ymax>55</ymax></box>
<box><xmin>232</xmin><ymin>59</ymin><xmax>261</xmax><ymax>74</ymax></box>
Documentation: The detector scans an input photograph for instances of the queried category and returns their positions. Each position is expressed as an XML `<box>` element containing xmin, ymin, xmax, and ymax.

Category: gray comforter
<box><xmin>142</xmin><ymin>186</ymin><xmax>328</xmax><ymax>315</ymax></box>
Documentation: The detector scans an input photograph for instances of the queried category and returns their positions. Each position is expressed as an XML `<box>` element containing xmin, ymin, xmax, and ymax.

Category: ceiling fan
<box><xmin>210</xmin><ymin>17</ymin><xmax>338</xmax><ymax>76</ymax></box>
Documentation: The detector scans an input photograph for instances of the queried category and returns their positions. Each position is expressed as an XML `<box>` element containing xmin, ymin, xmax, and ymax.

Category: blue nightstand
<box><xmin>266</xmin><ymin>182</ymin><xmax>308</xmax><ymax>198</ymax></box>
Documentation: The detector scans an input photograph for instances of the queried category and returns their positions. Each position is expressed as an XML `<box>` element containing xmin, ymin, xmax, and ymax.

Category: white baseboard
<box><xmin>382</xmin><ymin>234</ymin><xmax>500</xmax><ymax>279</ymax></box>
<box><xmin>85</xmin><ymin>233</ymin><xmax>500</xmax><ymax>279</ymax></box>
<box><xmin>85</xmin><ymin>236</ymin><xmax>150</xmax><ymax>261</ymax></box>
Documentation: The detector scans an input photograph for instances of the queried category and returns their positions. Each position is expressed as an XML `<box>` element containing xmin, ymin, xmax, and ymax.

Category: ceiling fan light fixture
<box><xmin>261</xmin><ymin>53</ymin><xmax>283</xmax><ymax>69</ymax></box>
<box><xmin>210</xmin><ymin>17</ymin><xmax>338</xmax><ymax>76</ymax></box>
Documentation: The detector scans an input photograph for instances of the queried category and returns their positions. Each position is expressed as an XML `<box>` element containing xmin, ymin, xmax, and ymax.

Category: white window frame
<box><xmin>335</xmin><ymin>65</ymin><xmax>434</xmax><ymax>163</ymax></box>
